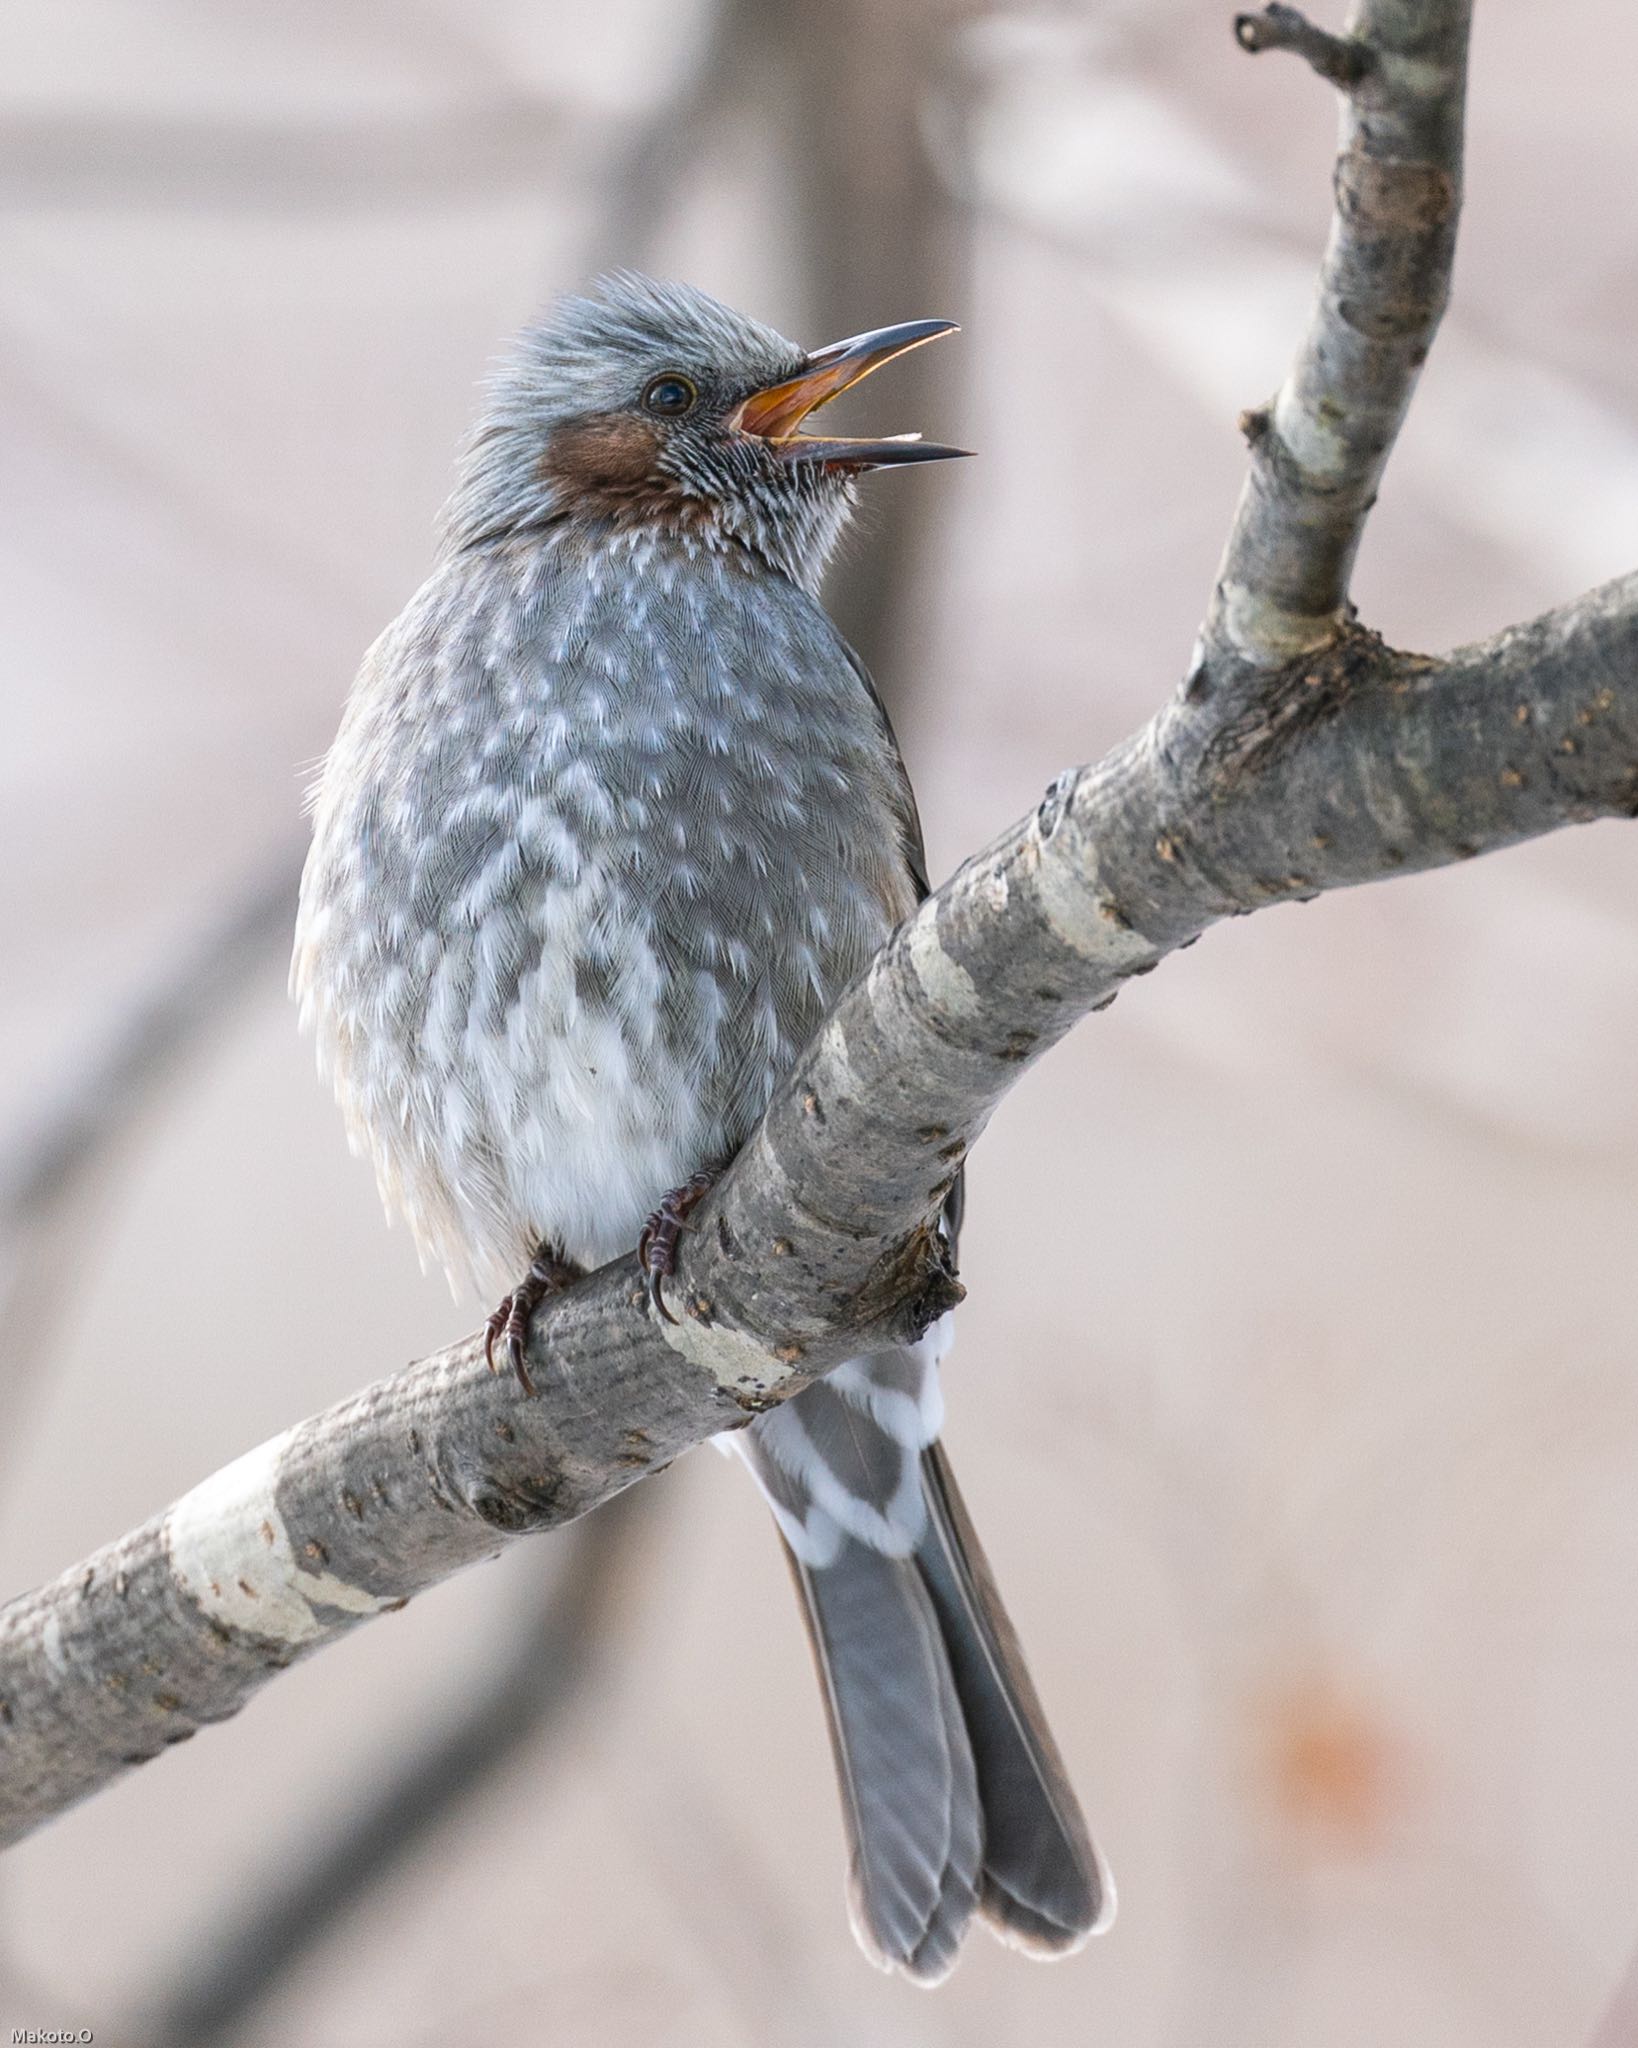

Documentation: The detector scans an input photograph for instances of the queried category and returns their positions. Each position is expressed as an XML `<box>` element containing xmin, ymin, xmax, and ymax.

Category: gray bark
<box><xmin>1211</xmin><ymin>0</ymin><xmax>1468</xmax><ymax>672</ymax></box>
<box><xmin>5</xmin><ymin>0</ymin><xmax>1633</xmax><ymax>1853</ymax></box>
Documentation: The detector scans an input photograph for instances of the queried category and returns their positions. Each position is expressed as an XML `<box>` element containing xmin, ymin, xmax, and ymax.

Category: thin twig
<box><xmin>1233</xmin><ymin>5</ymin><xmax>1372</xmax><ymax>88</ymax></box>
<box><xmin>1207</xmin><ymin>0</ymin><xmax>1470</xmax><ymax>672</ymax></box>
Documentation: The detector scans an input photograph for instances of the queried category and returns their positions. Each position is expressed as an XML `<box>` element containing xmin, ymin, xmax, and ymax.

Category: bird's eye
<box><xmin>641</xmin><ymin>374</ymin><xmax>698</xmax><ymax>417</ymax></box>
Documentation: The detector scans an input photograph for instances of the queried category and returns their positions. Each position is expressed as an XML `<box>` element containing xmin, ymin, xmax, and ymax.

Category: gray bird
<box><xmin>293</xmin><ymin>274</ymin><xmax>1111</xmax><ymax>1981</ymax></box>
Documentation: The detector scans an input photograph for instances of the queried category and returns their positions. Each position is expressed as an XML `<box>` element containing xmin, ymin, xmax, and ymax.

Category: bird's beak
<box><xmin>734</xmin><ymin>318</ymin><xmax>970</xmax><ymax>469</ymax></box>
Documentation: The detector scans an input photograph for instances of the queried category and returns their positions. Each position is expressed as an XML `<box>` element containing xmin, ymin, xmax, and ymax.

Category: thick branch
<box><xmin>3</xmin><ymin>573</ymin><xmax>1636</xmax><ymax>1850</ymax></box>
<box><xmin>1210</xmin><ymin>0</ymin><xmax>1471</xmax><ymax>669</ymax></box>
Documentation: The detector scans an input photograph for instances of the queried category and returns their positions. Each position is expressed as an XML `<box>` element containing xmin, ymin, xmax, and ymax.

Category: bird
<box><xmin>293</xmin><ymin>273</ymin><xmax>1111</xmax><ymax>1981</ymax></box>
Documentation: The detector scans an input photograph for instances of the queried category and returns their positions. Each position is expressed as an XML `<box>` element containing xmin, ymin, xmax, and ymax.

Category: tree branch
<box><xmin>3</xmin><ymin>0</ymin><xmax>1633</xmax><ymax>1857</ymax></box>
<box><xmin>1210</xmin><ymin>0</ymin><xmax>1469</xmax><ymax>672</ymax></box>
<box><xmin>1232</xmin><ymin>5</ymin><xmax>1373</xmax><ymax>88</ymax></box>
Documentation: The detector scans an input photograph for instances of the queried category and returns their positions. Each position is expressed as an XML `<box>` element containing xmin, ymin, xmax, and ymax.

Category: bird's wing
<box><xmin>841</xmin><ymin>641</ymin><xmax>930</xmax><ymax>901</ymax></box>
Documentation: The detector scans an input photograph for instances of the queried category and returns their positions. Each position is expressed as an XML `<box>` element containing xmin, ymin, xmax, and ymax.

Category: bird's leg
<box><xmin>638</xmin><ymin>1169</ymin><xmax>721</xmax><ymax>1325</ymax></box>
<box><xmin>485</xmin><ymin>1242</ymin><xmax>583</xmax><ymax>1397</ymax></box>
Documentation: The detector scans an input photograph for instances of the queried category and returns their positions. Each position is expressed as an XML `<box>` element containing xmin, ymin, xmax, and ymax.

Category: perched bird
<box><xmin>293</xmin><ymin>274</ymin><xmax>1111</xmax><ymax>1980</ymax></box>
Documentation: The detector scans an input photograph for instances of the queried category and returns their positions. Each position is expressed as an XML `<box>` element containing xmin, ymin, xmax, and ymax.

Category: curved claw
<box><xmin>637</xmin><ymin>1168</ymin><xmax>720</xmax><ymax>1326</ymax></box>
<box><xmin>647</xmin><ymin>1264</ymin><xmax>679</xmax><ymax>1327</ymax></box>
<box><xmin>481</xmin><ymin>1246</ymin><xmax>582</xmax><ymax>1398</ymax></box>
<box><xmin>504</xmin><ymin>1305</ymin><xmax>537</xmax><ymax>1398</ymax></box>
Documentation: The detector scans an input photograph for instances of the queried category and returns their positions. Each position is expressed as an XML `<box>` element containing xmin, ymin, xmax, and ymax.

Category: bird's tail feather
<box><xmin>741</xmin><ymin>1337</ymin><xmax>1111</xmax><ymax>1982</ymax></box>
<box><xmin>914</xmin><ymin>1439</ymin><xmax>1113</xmax><ymax>1954</ymax></box>
<box><xmin>786</xmin><ymin>1535</ymin><xmax>983</xmax><ymax>1982</ymax></box>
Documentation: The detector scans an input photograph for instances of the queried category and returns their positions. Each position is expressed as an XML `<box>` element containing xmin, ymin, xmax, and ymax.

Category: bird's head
<box><xmin>443</xmin><ymin>273</ymin><xmax>966</xmax><ymax>590</ymax></box>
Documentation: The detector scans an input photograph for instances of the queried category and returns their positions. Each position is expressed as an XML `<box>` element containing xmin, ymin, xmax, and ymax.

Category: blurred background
<box><xmin>4</xmin><ymin>1</ymin><xmax>1638</xmax><ymax>2043</ymax></box>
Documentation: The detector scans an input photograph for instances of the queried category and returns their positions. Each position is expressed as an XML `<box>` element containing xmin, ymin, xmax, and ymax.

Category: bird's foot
<box><xmin>638</xmin><ymin>1170</ymin><xmax>720</xmax><ymax>1325</ymax></box>
<box><xmin>485</xmin><ymin>1244</ymin><xmax>583</xmax><ymax>1397</ymax></box>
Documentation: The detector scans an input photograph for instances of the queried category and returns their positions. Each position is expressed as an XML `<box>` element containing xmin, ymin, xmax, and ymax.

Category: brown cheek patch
<box><xmin>542</xmin><ymin>413</ymin><xmax>665</xmax><ymax>499</ymax></box>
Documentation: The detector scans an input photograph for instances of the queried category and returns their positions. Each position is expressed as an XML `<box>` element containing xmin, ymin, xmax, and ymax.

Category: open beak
<box><xmin>734</xmin><ymin>318</ymin><xmax>970</xmax><ymax>469</ymax></box>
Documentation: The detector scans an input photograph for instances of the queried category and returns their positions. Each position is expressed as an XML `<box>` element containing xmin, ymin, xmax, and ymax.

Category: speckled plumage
<box><xmin>295</xmin><ymin>524</ymin><xmax>918</xmax><ymax>1294</ymax></box>
<box><xmin>295</xmin><ymin>276</ymin><xmax>1105</xmax><ymax>1980</ymax></box>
